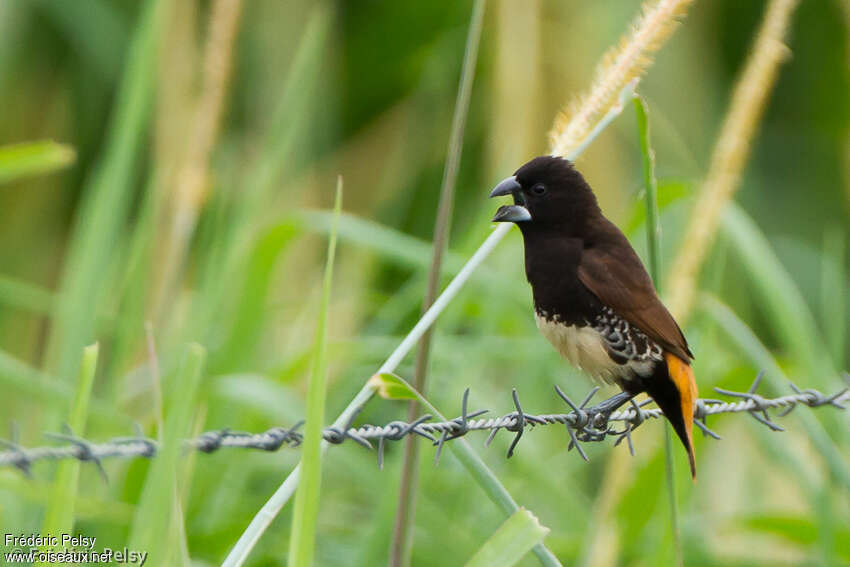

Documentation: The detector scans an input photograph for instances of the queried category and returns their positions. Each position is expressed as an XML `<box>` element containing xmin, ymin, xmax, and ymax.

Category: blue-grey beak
<box><xmin>489</xmin><ymin>176</ymin><xmax>531</xmax><ymax>222</ymax></box>
<box><xmin>489</xmin><ymin>175</ymin><xmax>521</xmax><ymax>198</ymax></box>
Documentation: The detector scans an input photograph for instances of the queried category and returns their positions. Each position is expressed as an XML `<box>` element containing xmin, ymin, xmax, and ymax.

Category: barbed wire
<box><xmin>1</xmin><ymin>374</ymin><xmax>847</xmax><ymax>477</ymax></box>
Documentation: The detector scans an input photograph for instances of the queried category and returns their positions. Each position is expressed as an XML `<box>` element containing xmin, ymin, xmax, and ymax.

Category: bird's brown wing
<box><xmin>577</xmin><ymin>230</ymin><xmax>692</xmax><ymax>361</ymax></box>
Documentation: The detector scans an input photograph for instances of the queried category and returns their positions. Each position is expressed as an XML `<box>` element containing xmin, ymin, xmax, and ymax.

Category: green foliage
<box><xmin>373</xmin><ymin>373</ymin><xmax>562</xmax><ymax>567</ymax></box>
<box><xmin>128</xmin><ymin>343</ymin><xmax>206</xmax><ymax>566</ymax></box>
<box><xmin>38</xmin><ymin>343</ymin><xmax>98</xmax><ymax>563</ymax></box>
<box><xmin>44</xmin><ymin>0</ymin><xmax>161</xmax><ymax>386</ymax></box>
<box><xmin>636</xmin><ymin>93</ymin><xmax>691</xmax><ymax>567</ymax></box>
<box><xmin>0</xmin><ymin>274</ymin><xmax>54</xmax><ymax>314</ymax></box>
<box><xmin>738</xmin><ymin>514</ymin><xmax>850</xmax><ymax>563</ymax></box>
<box><xmin>0</xmin><ymin>140</ymin><xmax>76</xmax><ymax>185</ymax></box>
<box><xmin>288</xmin><ymin>179</ymin><xmax>342</xmax><ymax>567</ymax></box>
<box><xmin>0</xmin><ymin>2</ymin><xmax>848</xmax><ymax>566</ymax></box>
<box><xmin>464</xmin><ymin>508</ymin><xmax>550</xmax><ymax>567</ymax></box>
<box><xmin>372</xmin><ymin>372</ymin><xmax>419</xmax><ymax>401</ymax></box>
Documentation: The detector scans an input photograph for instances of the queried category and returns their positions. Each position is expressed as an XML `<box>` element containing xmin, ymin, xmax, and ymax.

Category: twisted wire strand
<box><xmin>1</xmin><ymin>379</ymin><xmax>846</xmax><ymax>475</ymax></box>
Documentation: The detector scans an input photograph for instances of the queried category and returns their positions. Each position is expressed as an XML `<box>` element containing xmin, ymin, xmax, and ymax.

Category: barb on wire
<box><xmin>2</xmin><ymin>378</ymin><xmax>846</xmax><ymax>476</ymax></box>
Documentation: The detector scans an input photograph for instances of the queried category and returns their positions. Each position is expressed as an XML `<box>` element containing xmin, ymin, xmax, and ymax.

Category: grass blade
<box><xmin>288</xmin><ymin>177</ymin><xmax>342</xmax><ymax>567</ymax></box>
<box><xmin>34</xmin><ymin>0</ymin><xmax>126</xmax><ymax>83</ymax></box>
<box><xmin>634</xmin><ymin>96</ymin><xmax>661</xmax><ymax>283</ymax></box>
<box><xmin>820</xmin><ymin>227</ymin><xmax>845</xmax><ymax>368</ymax></box>
<box><xmin>37</xmin><ymin>343</ymin><xmax>98</xmax><ymax>564</ymax></box>
<box><xmin>296</xmin><ymin>210</ymin><xmax>524</xmax><ymax>298</ymax></box>
<box><xmin>127</xmin><ymin>343</ymin><xmax>206</xmax><ymax>566</ymax></box>
<box><xmin>44</xmin><ymin>0</ymin><xmax>161</xmax><ymax>383</ymax></box>
<box><xmin>464</xmin><ymin>508</ymin><xmax>550</xmax><ymax>567</ymax></box>
<box><xmin>737</xmin><ymin>515</ymin><xmax>850</xmax><ymax>563</ymax></box>
<box><xmin>392</xmin><ymin>1</ymin><xmax>486</xmax><ymax>564</ymax></box>
<box><xmin>0</xmin><ymin>274</ymin><xmax>54</xmax><ymax>315</ymax></box>
<box><xmin>634</xmin><ymin>94</ymin><xmax>682</xmax><ymax>566</ymax></box>
<box><xmin>0</xmin><ymin>348</ymin><xmax>128</xmax><ymax>426</ymax></box>
<box><xmin>0</xmin><ymin>140</ymin><xmax>76</xmax><ymax>185</ymax></box>
<box><xmin>721</xmin><ymin>205</ymin><xmax>831</xmax><ymax>381</ymax></box>
<box><xmin>213</xmin><ymin>223</ymin><xmax>299</xmax><ymax>371</ymax></box>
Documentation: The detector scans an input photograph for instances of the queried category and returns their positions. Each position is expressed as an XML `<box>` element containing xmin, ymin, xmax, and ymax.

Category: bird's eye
<box><xmin>531</xmin><ymin>183</ymin><xmax>547</xmax><ymax>196</ymax></box>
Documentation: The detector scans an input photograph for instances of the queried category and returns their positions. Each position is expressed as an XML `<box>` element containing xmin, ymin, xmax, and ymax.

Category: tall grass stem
<box><xmin>44</xmin><ymin>0</ymin><xmax>161</xmax><ymax>384</ymax></box>
<box><xmin>288</xmin><ymin>178</ymin><xmax>342</xmax><ymax>567</ymax></box>
<box><xmin>391</xmin><ymin>1</ymin><xmax>486</xmax><ymax>564</ymax></box>
<box><xmin>634</xmin><ymin>95</ymin><xmax>682</xmax><ymax>566</ymax></box>
<box><xmin>463</xmin><ymin>508</ymin><xmax>549</xmax><ymax>567</ymax></box>
<box><xmin>127</xmin><ymin>343</ymin><xmax>206</xmax><ymax>566</ymax></box>
<box><xmin>37</xmin><ymin>343</ymin><xmax>99</xmax><ymax>566</ymax></box>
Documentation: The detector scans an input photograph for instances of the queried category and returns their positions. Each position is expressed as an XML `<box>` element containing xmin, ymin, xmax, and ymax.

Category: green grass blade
<box><xmin>393</xmin><ymin>1</ymin><xmax>486</xmax><ymax>562</ymax></box>
<box><xmin>0</xmin><ymin>274</ymin><xmax>54</xmax><ymax>315</ymax></box>
<box><xmin>297</xmin><ymin>210</ymin><xmax>523</xmax><ymax>298</ymax></box>
<box><xmin>721</xmin><ymin>205</ymin><xmax>829</xmax><ymax>380</ymax></box>
<box><xmin>44</xmin><ymin>0</ymin><xmax>161</xmax><ymax>383</ymax></box>
<box><xmin>0</xmin><ymin>474</ymin><xmax>133</xmax><ymax>524</ymax></box>
<box><xmin>634</xmin><ymin>94</ymin><xmax>682</xmax><ymax>566</ymax></box>
<box><xmin>0</xmin><ymin>140</ymin><xmax>76</xmax><ymax>185</ymax></box>
<box><xmin>737</xmin><ymin>514</ymin><xmax>850</xmax><ymax>562</ymax></box>
<box><xmin>464</xmin><ymin>508</ymin><xmax>550</xmax><ymax>567</ymax></box>
<box><xmin>300</xmin><ymin>210</ymin><xmax>454</xmax><ymax>272</ymax></box>
<box><xmin>820</xmin><ymin>227</ymin><xmax>845</xmax><ymax>368</ymax></box>
<box><xmin>214</xmin><ymin>223</ymin><xmax>299</xmax><ymax>372</ymax></box>
<box><xmin>33</xmin><ymin>0</ymin><xmax>126</xmax><ymax>83</ymax></box>
<box><xmin>106</xmin><ymin>174</ymin><xmax>160</xmax><ymax>383</ymax></box>
<box><xmin>288</xmin><ymin>177</ymin><xmax>342</xmax><ymax>567</ymax></box>
<box><xmin>0</xmin><ymin>347</ymin><xmax>128</xmax><ymax>426</ymax></box>
<box><xmin>38</xmin><ymin>343</ymin><xmax>98</xmax><ymax>564</ymax></box>
<box><xmin>241</xmin><ymin>1</ymin><xmax>331</xmax><ymax>209</ymax></box>
<box><xmin>634</xmin><ymin>96</ymin><xmax>661</xmax><ymax>283</ymax></box>
<box><xmin>127</xmin><ymin>343</ymin><xmax>206</xmax><ymax>566</ymax></box>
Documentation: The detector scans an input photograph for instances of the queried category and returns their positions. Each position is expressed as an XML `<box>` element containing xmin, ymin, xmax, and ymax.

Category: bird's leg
<box><xmin>556</xmin><ymin>387</ymin><xmax>639</xmax><ymax>443</ymax></box>
<box><xmin>587</xmin><ymin>391</ymin><xmax>635</xmax><ymax>415</ymax></box>
<box><xmin>582</xmin><ymin>390</ymin><xmax>637</xmax><ymax>434</ymax></box>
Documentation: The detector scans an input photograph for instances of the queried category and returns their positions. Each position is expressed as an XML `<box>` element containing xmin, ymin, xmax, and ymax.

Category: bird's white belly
<box><xmin>535</xmin><ymin>313</ymin><xmax>625</xmax><ymax>385</ymax></box>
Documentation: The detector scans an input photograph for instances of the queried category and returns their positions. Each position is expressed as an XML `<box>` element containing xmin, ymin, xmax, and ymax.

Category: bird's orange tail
<box><xmin>665</xmin><ymin>352</ymin><xmax>698</xmax><ymax>480</ymax></box>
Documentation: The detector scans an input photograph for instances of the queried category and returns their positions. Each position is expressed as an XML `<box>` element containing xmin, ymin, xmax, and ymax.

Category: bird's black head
<box><xmin>489</xmin><ymin>156</ymin><xmax>600</xmax><ymax>233</ymax></box>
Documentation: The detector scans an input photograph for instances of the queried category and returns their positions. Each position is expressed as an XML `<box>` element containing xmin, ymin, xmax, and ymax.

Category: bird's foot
<box><xmin>583</xmin><ymin>392</ymin><xmax>644</xmax><ymax>453</ymax></box>
<box><xmin>555</xmin><ymin>387</ymin><xmax>637</xmax><ymax>443</ymax></box>
<box><xmin>584</xmin><ymin>390</ymin><xmax>635</xmax><ymax>417</ymax></box>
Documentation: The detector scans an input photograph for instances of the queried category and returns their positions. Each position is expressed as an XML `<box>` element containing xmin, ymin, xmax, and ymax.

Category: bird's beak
<box><xmin>489</xmin><ymin>175</ymin><xmax>520</xmax><ymax>198</ymax></box>
<box><xmin>489</xmin><ymin>176</ymin><xmax>531</xmax><ymax>222</ymax></box>
<box><xmin>492</xmin><ymin>205</ymin><xmax>531</xmax><ymax>223</ymax></box>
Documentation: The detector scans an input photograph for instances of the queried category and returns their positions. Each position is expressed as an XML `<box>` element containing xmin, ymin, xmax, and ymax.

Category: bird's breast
<box><xmin>535</xmin><ymin>312</ymin><xmax>620</xmax><ymax>384</ymax></box>
<box><xmin>535</xmin><ymin>308</ymin><xmax>662</xmax><ymax>387</ymax></box>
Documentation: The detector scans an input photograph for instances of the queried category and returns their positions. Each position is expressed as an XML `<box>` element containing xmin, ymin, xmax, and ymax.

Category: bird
<box><xmin>489</xmin><ymin>155</ymin><xmax>698</xmax><ymax>478</ymax></box>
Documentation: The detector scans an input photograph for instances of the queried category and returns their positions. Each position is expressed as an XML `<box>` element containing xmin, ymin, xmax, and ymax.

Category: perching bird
<box><xmin>490</xmin><ymin>155</ymin><xmax>698</xmax><ymax>478</ymax></box>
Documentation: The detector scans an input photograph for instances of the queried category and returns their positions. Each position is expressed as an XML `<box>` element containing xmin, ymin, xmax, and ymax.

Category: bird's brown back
<box><xmin>577</xmin><ymin>216</ymin><xmax>693</xmax><ymax>362</ymax></box>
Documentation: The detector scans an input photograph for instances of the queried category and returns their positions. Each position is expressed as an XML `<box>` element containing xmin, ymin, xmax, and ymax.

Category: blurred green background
<box><xmin>0</xmin><ymin>0</ymin><xmax>848</xmax><ymax>565</ymax></box>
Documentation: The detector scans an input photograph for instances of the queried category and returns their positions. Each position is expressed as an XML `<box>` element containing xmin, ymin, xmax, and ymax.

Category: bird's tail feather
<box><xmin>663</xmin><ymin>352</ymin><xmax>698</xmax><ymax>480</ymax></box>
